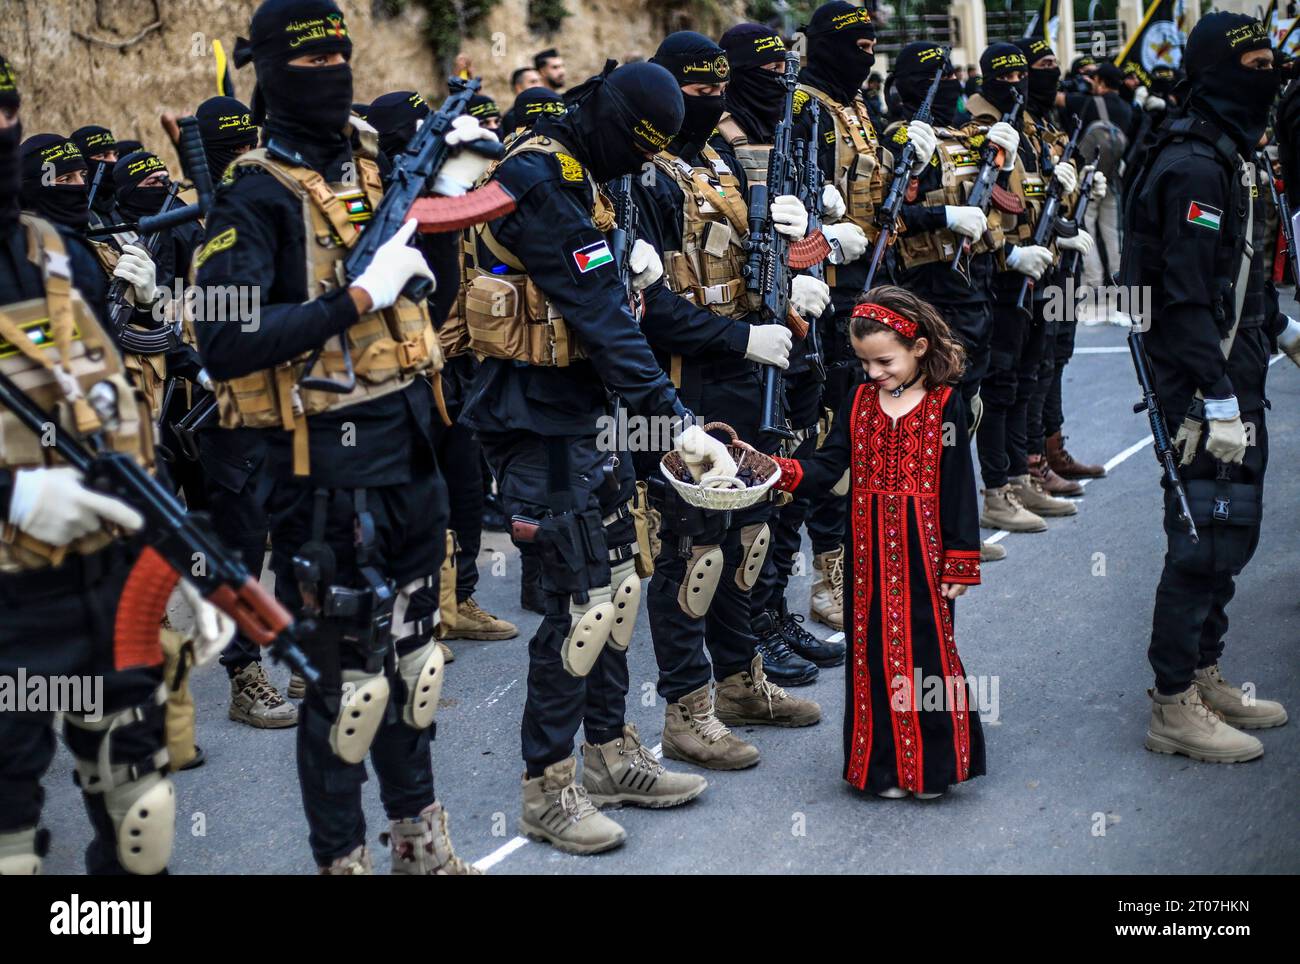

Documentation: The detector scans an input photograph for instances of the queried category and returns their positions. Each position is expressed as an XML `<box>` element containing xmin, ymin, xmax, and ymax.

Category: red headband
<box><xmin>852</xmin><ymin>302</ymin><xmax>918</xmax><ymax>340</ymax></box>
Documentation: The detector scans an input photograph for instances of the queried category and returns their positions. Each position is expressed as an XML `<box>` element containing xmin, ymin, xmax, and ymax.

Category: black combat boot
<box><xmin>752</xmin><ymin>609</ymin><xmax>818</xmax><ymax>686</ymax></box>
<box><xmin>778</xmin><ymin>601</ymin><xmax>846</xmax><ymax>667</ymax></box>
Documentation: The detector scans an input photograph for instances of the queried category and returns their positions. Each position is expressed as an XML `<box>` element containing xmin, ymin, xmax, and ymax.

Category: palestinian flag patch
<box><xmin>572</xmin><ymin>240</ymin><xmax>614</xmax><ymax>273</ymax></box>
<box><xmin>1186</xmin><ymin>201</ymin><xmax>1222</xmax><ymax>231</ymax></box>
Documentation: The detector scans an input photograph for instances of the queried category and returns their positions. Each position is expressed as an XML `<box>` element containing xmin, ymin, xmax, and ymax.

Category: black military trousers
<box><xmin>1005</xmin><ymin>305</ymin><xmax>1050</xmax><ymax>477</ymax></box>
<box><xmin>432</xmin><ymin>415</ymin><xmax>485</xmax><ymax>601</ymax></box>
<box><xmin>937</xmin><ymin>299</ymin><xmax>994</xmax><ymax>420</ymax></box>
<box><xmin>0</xmin><ymin>545</ymin><xmax>166</xmax><ymax>874</ymax></box>
<box><xmin>1041</xmin><ymin>317</ymin><xmax>1079</xmax><ymax>441</ymax></box>
<box><xmin>267</xmin><ymin>469</ymin><xmax>447</xmax><ymax>865</ymax></box>
<box><xmin>479</xmin><ymin>431</ymin><xmax>634</xmax><ymax>776</ymax></box>
<box><xmin>976</xmin><ymin>296</ymin><xmax>1032</xmax><ymax>489</ymax></box>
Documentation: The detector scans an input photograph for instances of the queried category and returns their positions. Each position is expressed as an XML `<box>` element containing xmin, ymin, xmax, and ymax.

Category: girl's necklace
<box><xmin>890</xmin><ymin>371</ymin><xmax>922</xmax><ymax>398</ymax></box>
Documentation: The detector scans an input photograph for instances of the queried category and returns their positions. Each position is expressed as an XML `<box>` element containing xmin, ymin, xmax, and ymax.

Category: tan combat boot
<box><xmin>440</xmin><ymin>597</ymin><xmax>519</xmax><ymax>641</ymax></box>
<box><xmin>437</xmin><ymin>641</ymin><xmax>455</xmax><ymax>664</ymax></box>
<box><xmin>715</xmin><ymin>655</ymin><xmax>822</xmax><ymax>727</ymax></box>
<box><xmin>229</xmin><ymin>662</ymin><xmax>298</xmax><ymax>728</ymax></box>
<box><xmin>809</xmin><ymin>548</ymin><xmax>845</xmax><ymax>631</ymax></box>
<box><xmin>380</xmin><ymin>801</ymin><xmax>482</xmax><ymax>875</ymax></box>
<box><xmin>582</xmin><ymin>723</ymin><xmax>708</xmax><ymax>807</ymax></box>
<box><xmin>1145</xmin><ymin>685</ymin><xmax>1264</xmax><ymax>763</ymax></box>
<box><xmin>662</xmin><ymin>685</ymin><xmax>760</xmax><ymax>770</ymax></box>
<box><xmin>980</xmin><ymin>484</ymin><xmax>1047</xmax><ymax>532</ymax></box>
<box><xmin>980</xmin><ymin>540</ymin><xmax>1006</xmax><ymax>562</ymax></box>
<box><xmin>318</xmin><ymin>844</ymin><xmax>372</xmax><ymax>875</ymax></box>
<box><xmin>520</xmin><ymin>756</ymin><xmax>625</xmax><ymax>855</ymax></box>
<box><xmin>1194</xmin><ymin>664</ymin><xmax>1288</xmax><ymax>730</ymax></box>
<box><xmin>1008</xmin><ymin>473</ymin><xmax>1078</xmax><ymax>517</ymax></box>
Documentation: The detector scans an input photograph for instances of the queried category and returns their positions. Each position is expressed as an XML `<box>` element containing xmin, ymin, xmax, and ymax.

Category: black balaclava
<box><xmin>801</xmin><ymin>2</ymin><xmax>876</xmax><ymax>105</ymax></box>
<box><xmin>233</xmin><ymin>0</ymin><xmax>354</xmax><ymax>158</ymax></box>
<box><xmin>1150</xmin><ymin>66</ymin><xmax>1179</xmax><ymax>98</ymax></box>
<box><xmin>367</xmin><ymin>90</ymin><xmax>429</xmax><ymax>159</ymax></box>
<box><xmin>510</xmin><ymin>86</ymin><xmax>566</xmax><ymax>131</ymax></box>
<box><xmin>651</xmin><ymin>31</ymin><xmax>729</xmax><ymax>156</ymax></box>
<box><xmin>550</xmin><ymin>60</ymin><xmax>684</xmax><ymax>182</ymax></box>
<box><xmin>20</xmin><ymin>134</ymin><xmax>88</xmax><ymax>231</ymax></box>
<box><xmin>978</xmin><ymin>43</ymin><xmax>1029</xmax><ymax>119</ymax></box>
<box><xmin>0</xmin><ymin>53</ymin><xmax>21</xmax><ymax>227</ymax></box>
<box><xmin>70</xmin><ymin>125</ymin><xmax>117</xmax><ymax>214</ymax></box>
<box><xmin>891</xmin><ymin>41</ymin><xmax>958</xmax><ymax>126</ymax></box>
<box><xmin>1014</xmin><ymin>37</ymin><xmax>1060</xmax><ymax>118</ymax></box>
<box><xmin>468</xmin><ymin>93</ymin><xmax>501</xmax><ymax>125</ymax></box>
<box><xmin>719</xmin><ymin>23</ymin><xmax>787</xmax><ymax>143</ymax></box>
<box><xmin>1185</xmin><ymin>13</ymin><xmax>1277</xmax><ymax>153</ymax></box>
<box><xmin>196</xmin><ymin>96</ymin><xmax>258</xmax><ymax>179</ymax></box>
<box><xmin>113</xmin><ymin>151</ymin><xmax>170</xmax><ymax>220</ymax></box>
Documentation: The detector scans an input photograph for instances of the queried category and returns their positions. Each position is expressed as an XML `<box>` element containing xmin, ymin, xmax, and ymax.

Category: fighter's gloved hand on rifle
<box><xmin>629</xmin><ymin>239</ymin><xmax>663</xmax><ymax>292</ymax></box>
<box><xmin>113</xmin><ymin>243</ymin><xmax>158</xmax><ymax>307</ymax></box>
<box><xmin>1277</xmin><ymin>315</ymin><xmax>1300</xmax><ymax>368</ymax></box>
<box><xmin>770</xmin><ymin>194</ymin><xmax>809</xmax><ymax>238</ymax></box>
<box><xmin>822</xmin><ymin>222</ymin><xmax>868</xmax><ymax>264</ymax></box>
<box><xmin>1082</xmin><ymin>167</ymin><xmax>1107</xmax><ymax>200</ymax></box>
<box><xmin>1057</xmin><ymin>229</ymin><xmax>1093</xmax><ymax>256</ymax></box>
<box><xmin>790</xmin><ymin>274</ymin><xmax>831</xmax><ymax>319</ymax></box>
<box><xmin>675</xmin><ymin>425</ymin><xmax>739</xmax><ymax>485</ymax></box>
<box><xmin>1052</xmin><ymin>160</ymin><xmax>1077</xmax><ymax>194</ymax></box>
<box><xmin>822</xmin><ymin>184</ymin><xmax>847</xmax><ymax>221</ymax></box>
<box><xmin>988</xmin><ymin>122</ymin><xmax>1020</xmax><ymax>170</ymax></box>
<box><xmin>165</xmin><ymin>580</ymin><xmax>236</xmax><ymax>666</ymax></box>
<box><xmin>1145</xmin><ymin>95</ymin><xmax>1166</xmax><ymax>112</ymax></box>
<box><xmin>1006</xmin><ymin>244</ymin><xmax>1053</xmax><ymax>280</ymax></box>
<box><xmin>907</xmin><ymin>120</ymin><xmax>937</xmax><ymax>174</ymax></box>
<box><xmin>1203</xmin><ymin>396</ymin><xmax>1247</xmax><ymax>464</ymax></box>
<box><xmin>744</xmin><ymin>324</ymin><xmax>793</xmax><ymax>369</ymax></box>
<box><xmin>430</xmin><ymin>115</ymin><xmax>499</xmax><ymax>197</ymax></box>
<box><xmin>351</xmin><ymin>219</ymin><xmax>436</xmax><ymax>310</ymax></box>
<box><xmin>944</xmin><ymin>205</ymin><xmax>987</xmax><ymax>240</ymax></box>
<box><xmin>7</xmin><ymin>466</ymin><xmax>143</xmax><ymax>545</ymax></box>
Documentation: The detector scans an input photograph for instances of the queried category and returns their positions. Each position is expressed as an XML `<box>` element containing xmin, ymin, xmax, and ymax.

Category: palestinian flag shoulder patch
<box><xmin>572</xmin><ymin>240</ymin><xmax>614</xmax><ymax>273</ymax></box>
<box><xmin>1186</xmin><ymin>201</ymin><xmax>1222</xmax><ymax>231</ymax></box>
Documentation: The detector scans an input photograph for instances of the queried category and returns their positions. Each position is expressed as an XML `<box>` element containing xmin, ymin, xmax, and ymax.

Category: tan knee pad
<box><xmin>397</xmin><ymin>639</ymin><xmax>444</xmax><ymax>730</ymax></box>
<box><xmin>678</xmin><ymin>544</ymin><xmax>724</xmax><ymax>618</ymax></box>
<box><xmin>330</xmin><ymin>671</ymin><xmax>391</xmax><ymax>764</ymax></box>
<box><xmin>735</xmin><ymin>523</ymin><xmax>771</xmax><ymax>591</ymax></box>
<box><xmin>0</xmin><ymin>827</ymin><xmax>42</xmax><ymax>874</ymax></box>
<box><xmin>563</xmin><ymin>584</ymin><xmax>615</xmax><ymax>677</ymax></box>
<box><xmin>104</xmin><ymin>772</ymin><xmax>175</xmax><ymax>875</ymax></box>
<box><xmin>608</xmin><ymin>558</ymin><xmax>642</xmax><ymax>651</ymax></box>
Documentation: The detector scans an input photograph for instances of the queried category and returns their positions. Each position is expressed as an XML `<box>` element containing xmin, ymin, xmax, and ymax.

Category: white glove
<box><xmin>431</xmin><ymin>115</ymin><xmax>499</xmax><ymax>196</ymax></box>
<box><xmin>822</xmin><ymin>184</ymin><xmax>846</xmax><ymax>221</ymax></box>
<box><xmin>1056</xmin><ymin>229</ymin><xmax>1093</xmax><ymax>255</ymax></box>
<box><xmin>1133</xmin><ymin>85</ymin><xmax>1150</xmax><ymax>109</ymax></box>
<box><xmin>906</xmin><ymin>120</ymin><xmax>937</xmax><ymax>174</ymax></box>
<box><xmin>351</xmin><ymin>219</ymin><xmax>436</xmax><ymax>310</ymax></box>
<box><xmin>1091</xmin><ymin>170</ymin><xmax>1108</xmax><ymax>201</ymax></box>
<box><xmin>944</xmin><ymin>205</ymin><xmax>987</xmax><ymax>240</ymax></box>
<box><xmin>770</xmin><ymin>193</ymin><xmax>809</xmax><ymax>239</ymax></box>
<box><xmin>822</xmin><ymin>222</ymin><xmax>868</xmax><ymax>264</ymax></box>
<box><xmin>7</xmin><ymin>466</ymin><xmax>143</xmax><ymax>546</ymax></box>
<box><xmin>1206</xmin><ymin>414</ymin><xmax>1247</xmax><ymax>465</ymax></box>
<box><xmin>744</xmin><ymin>324</ymin><xmax>792</xmax><ymax>369</ymax></box>
<box><xmin>1052</xmin><ymin>160</ymin><xmax>1077</xmax><ymax>194</ymax></box>
<box><xmin>676</xmin><ymin>425</ymin><xmax>738</xmax><ymax>484</ymax></box>
<box><xmin>628</xmin><ymin>238</ymin><xmax>663</xmax><ymax>292</ymax></box>
<box><xmin>1006</xmin><ymin>244</ymin><xmax>1053</xmax><ymax>280</ymax></box>
<box><xmin>987</xmin><ymin>121</ymin><xmax>1020</xmax><ymax>170</ymax></box>
<box><xmin>790</xmin><ymin>274</ymin><xmax>831</xmax><ymax>319</ymax></box>
<box><xmin>113</xmin><ymin>243</ymin><xmax>157</xmax><ymax>306</ymax></box>
<box><xmin>1278</xmin><ymin>315</ymin><xmax>1300</xmax><ymax>368</ymax></box>
<box><xmin>165</xmin><ymin>580</ymin><xmax>236</xmax><ymax>666</ymax></box>
<box><xmin>1145</xmin><ymin>95</ymin><xmax>1166</xmax><ymax>113</ymax></box>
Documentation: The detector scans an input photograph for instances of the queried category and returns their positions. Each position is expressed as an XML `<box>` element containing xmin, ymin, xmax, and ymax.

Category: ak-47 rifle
<box><xmin>1128</xmin><ymin>329</ymin><xmax>1198</xmax><ymax>543</ymax></box>
<box><xmin>744</xmin><ymin>50</ymin><xmax>801</xmax><ymax>440</ymax></box>
<box><xmin>795</xmin><ymin>101</ymin><xmax>827</xmax><ymax>382</ymax></box>
<box><xmin>1258</xmin><ymin>150</ymin><xmax>1296</xmax><ymax>283</ymax></box>
<box><xmin>1062</xmin><ymin>148</ymin><xmax>1100</xmax><ymax>276</ymax></box>
<box><xmin>0</xmin><ymin>368</ymin><xmax>319</xmax><ymax>678</ymax></box>
<box><xmin>864</xmin><ymin>64</ymin><xmax>944</xmax><ymax>292</ymax></box>
<box><xmin>85</xmin><ymin>160</ymin><xmax>107</xmax><ymax>228</ymax></box>
<box><xmin>105</xmin><ymin>183</ymin><xmax>181</xmax><ymax>354</ymax></box>
<box><xmin>609</xmin><ymin>173</ymin><xmax>640</xmax><ymax>320</ymax></box>
<box><xmin>1015</xmin><ymin>116</ymin><xmax>1083</xmax><ymax>312</ymax></box>
<box><xmin>951</xmin><ymin>87</ymin><xmax>1025</xmax><ymax>276</ymax></box>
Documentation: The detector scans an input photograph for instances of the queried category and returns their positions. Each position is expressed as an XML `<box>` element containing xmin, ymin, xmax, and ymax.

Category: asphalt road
<box><xmin>40</xmin><ymin>311</ymin><xmax>1300</xmax><ymax>875</ymax></box>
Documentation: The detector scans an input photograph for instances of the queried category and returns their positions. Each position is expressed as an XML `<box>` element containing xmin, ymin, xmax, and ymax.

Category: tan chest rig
<box><xmin>90</xmin><ymin>239</ymin><xmax>171</xmax><ymax>420</ymax></box>
<box><xmin>205</xmin><ymin>148</ymin><xmax>442</xmax><ymax>476</ymax></box>
<box><xmin>652</xmin><ymin>145</ymin><xmax>755</xmax><ymax>320</ymax></box>
<box><xmin>1005</xmin><ymin>116</ymin><xmax>1075</xmax><ymax>251</ymax></box>
<box><xmin>716</xmin><ymin>113</ymin><xmax>773</xmax><ymax>188</ymax></box>
<box><xmin>797</xmin><ymin>86</ymin><xmax>888</xmax><ymax>238</ymax></box>
<box><xmin>0</xmin><ymin>215</ymin><xmax>155</xmax><ymax>572</ymax></box>
<box><xmin>461</xmin><ymin>134</ymin><xmax>616</xmax><ymax>366</ymax></box>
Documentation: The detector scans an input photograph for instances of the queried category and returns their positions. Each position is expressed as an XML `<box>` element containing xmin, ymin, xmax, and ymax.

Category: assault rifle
<box><xmin>795</xmin><ymin>101</ymin><xmax>827</xmax><ymax>382</ymax></box>
<box><xmin>1062</xmin><ymin>148</ymin><xmax>1100</xmax><ymax>276</ymax></box>
<box><xmin>951</xmin><ymin>88</ymin><xmax>1024</xmax><ymax>278</ymax></box>
<box><xmin>1015</xmin><ymin>117</ymin><xmax>1082</xmax><ymax>312</ymax></box>
<box><xmin>1128</xmin><ymin>329</ymin><xmax>1198</xmax><ymax>543</ymax></box>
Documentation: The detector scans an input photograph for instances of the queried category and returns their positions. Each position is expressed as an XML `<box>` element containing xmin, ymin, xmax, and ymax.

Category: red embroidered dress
<box><xmin>773</xmin><ymin>381</ymin><xmax>986</xmax><ymax>794</ymax></box>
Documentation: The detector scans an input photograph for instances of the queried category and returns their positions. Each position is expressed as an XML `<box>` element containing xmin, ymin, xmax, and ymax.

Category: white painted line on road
<box><xmin>474</xmin><ymin>678</ymin><xmax>519</xmax><ymax>711</ymax></box>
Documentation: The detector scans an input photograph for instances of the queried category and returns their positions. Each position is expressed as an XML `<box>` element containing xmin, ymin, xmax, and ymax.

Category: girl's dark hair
<box><xmin>849</xmin><ymin>285</ymin><xmax>966</xmax><ymax>387</ymax></box>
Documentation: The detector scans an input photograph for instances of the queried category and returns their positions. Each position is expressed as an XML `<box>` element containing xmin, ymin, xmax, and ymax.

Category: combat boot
<box><xmin>1145</xmin><ymin>685</ymin><xmax>1264</xmax><ymax>763</ymax></box>
<box><xmin>380</xmin><ymin>801</ymin><xmax>482</xmax><ymax>875</ymax></box>
<box><xmin>582</xmin><ymin>723</ymin><xmax>708</xmax><ymax>807</ymax></box>
<box><xmin>318</xmin><ymin>844</ymin><xmax>372</xmax><ymax>875</ymax></box>
<box><xmin>1194</xmin><ymin>664</ymin><xmax>1288</xmax><ymax>730</ymax></box>
<box><xmin>228</xmin><ymin>661</ymin><xmax>298</xmax><ymax>728</ymax></box>
<box><xmin>980</xmin><ymin>541</ymin><xmax>1006</xmax><ymax>562</ymax></box>
<box><xmin>780</xmin><ymin>603</ymin><xmax>846</xmax><ymax>667</ymax></box>
<box><xmin>1047</xmin><ymin>431</ymin><xmax>1105</xmax><ymax>479</ymax></box>
<box><xmin>715</xmin><ymin>655</ymin><xmax>822</xmax><ymax>727</ymax></box>
<box><xmin>437</xmin><ymin>641</ymin><xmax>455</xmax><ymax>664</ymax></box>
<box><xmin>752</xmin><ymin>609</ymin><xmax>818</xmax><ymax>685</ymax></box>
<box><xmin>809</xmin><ymin>548</ymin><xmax>844</xmax><ymax>631</ymax></box>
<box><xmin>440</xmin><ymin>596</ymin><xmax>519</xmax><ymax>641</ymax></box>
<box><xmin>661</xmin><ymin>684</ymin><xmax>760</xmax><ymax>770</ymax></box>
<box><xmin>980</xmin><ymin>485</ymin><xmax>1047</xmax><ymax>532</ymax></box>
<box><xmin>1028</xmin><ymin>452</ymin><xmax>1083</xmax><ymax>497</ymax></box>
<box><xmin>520</xmin><ymin>756</ymin><xmax>625</xmax><ymax>855</ymax></box>
<box><xmin>1008</xmin><ymin>473</ymin><xmax>1078</xmax><ymax>517</ymax></box>
<box><xmin>287</xmin><ymin>672</ymin><xmax>306</xmax><ymax>700</ymax></box>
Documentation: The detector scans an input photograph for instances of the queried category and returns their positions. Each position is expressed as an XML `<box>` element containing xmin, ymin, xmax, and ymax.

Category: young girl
<box><xmin>770</xmin><ymin>286</ymin><xmax>986</xmax><ymax>799</ymax></box>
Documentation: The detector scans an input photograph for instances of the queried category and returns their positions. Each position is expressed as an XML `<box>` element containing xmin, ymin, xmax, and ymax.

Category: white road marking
<box><xmin>474</xmin><ymin>678</ymin><xmax>519</xmax><ymax>711</ymax></box>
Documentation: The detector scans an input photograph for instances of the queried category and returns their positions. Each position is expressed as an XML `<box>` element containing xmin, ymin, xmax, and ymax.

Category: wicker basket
<box><xmin>660</xmin><ymin>421</ymin><xmax>781</xmax><ymax>511</ymax></box>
